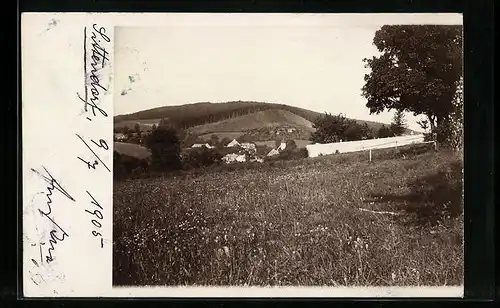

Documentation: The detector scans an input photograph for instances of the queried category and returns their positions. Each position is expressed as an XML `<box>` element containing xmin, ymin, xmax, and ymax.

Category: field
<box><xmin>114</xmin><ymin>142</ymin><xmax>151</xmax><ymax>159</ymax></box>
<box><xmin>114</xmin><ymin>119</ymin><xmax>162</xmax><ymax>132</ymax></box>
<box><xmin>113</xmin><ymin>147</ymin><xmax>463</xmax><ymax>286</ymax></box>
<box><xmin>198</xmin><ymin>132</ymin><xmax>245</xmax><ymax>141</ymax></box>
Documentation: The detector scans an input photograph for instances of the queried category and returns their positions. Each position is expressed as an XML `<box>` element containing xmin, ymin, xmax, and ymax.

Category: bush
<box><xmin>276</xmin><ymin>148</ymin><xmax>308</xmax><ymax>161</ymax></box>
<box><xmin>145</xmin><ymin>126</ymin><xmax>182</xmax><ymax>172</ymax></box>
<box><xmin>256</xmin><ymin>145</ymin><xmax>273</xmax><ymax>156</ymax></box>
<box><xmin>114</xmin><ymin>151</ymin><xmax>149</xmax><ymax>180</ymax></box>
<box><xmin>311</xmin><ymin>113</ymin><xmax>375</xmax><ymax>143</ymax></box>
<box><xmin>182</xmin><ymin>147</ymin><xmax>223</xmax><ymax>169</ymax></box>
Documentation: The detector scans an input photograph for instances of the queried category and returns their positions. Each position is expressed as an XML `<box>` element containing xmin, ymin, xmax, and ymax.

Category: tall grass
<box><xmin>113</xmin><ymin>147</ymin><xmax>463</xmax><ymax>286</ymax></box>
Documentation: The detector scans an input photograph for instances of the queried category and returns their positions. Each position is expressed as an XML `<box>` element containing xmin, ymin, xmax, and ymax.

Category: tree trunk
<box><xmin>427</xmin><ymin>114</ymin><xmax>436</xmax><ymax>132</ymax></box>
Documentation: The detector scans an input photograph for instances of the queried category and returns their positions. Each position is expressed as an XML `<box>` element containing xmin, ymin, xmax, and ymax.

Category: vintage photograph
<box><xmin>112</xmin><ymin>15</ymin><xmax>463</xmax><ymax>287</ymax></box>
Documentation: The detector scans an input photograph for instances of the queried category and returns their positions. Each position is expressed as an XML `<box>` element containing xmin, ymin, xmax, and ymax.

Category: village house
<box><xmin>267</xmin><ymin>141</ymin><xmax>287</xmax><ymax>157</ymax></box>
<box><xmin>267</xmin><ymin>148</ymin><xmax>280</xmax><ymax>156</ymax></box>
<box><xmin>114</xmin><ymin>133</ymin><xmax>127</xmax><ymax>141</ymax></box>
<box><xmin>240</xmin><ymin>142</ymin><xmax>256</xmax><ymax>152</ymax></box>
<box><xmin>226</xmin><ymin>139</ymin><xmax>240</xmax><ymax>147</ymax></box>
<box><xmin>191</xmin><ymin>143</ymin><xmax>214</xmax><ymax>149</ymax></box>
<box><xmin>222</xmin><ymin>153</ymin><xmax>247</xmax><ymax>163</ymax></box>
<box><xmin>277</xmin><ymin>142</ymin><xmax>287</xmax><ymax>151</ymax></box>
<box><xmin>250</xmin><ymin>157</ymin><xmax>264</xmax><ymax>163</ymax></box>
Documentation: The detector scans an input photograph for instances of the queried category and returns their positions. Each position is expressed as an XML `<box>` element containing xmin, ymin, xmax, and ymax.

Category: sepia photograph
<box><xmin>112</xmin><ymin>14</ymin><xmax>464</xmax><ymax>288</ymax></box>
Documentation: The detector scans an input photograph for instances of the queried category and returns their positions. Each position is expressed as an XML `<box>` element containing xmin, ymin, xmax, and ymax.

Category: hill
<box><xmin>114</xmin><ymin>101</ymin><xmax>418</xmax><ymax>140</ymax></box>
<box><xmin>188</xmin><ymin>109</ymin><xmax>314</xmax><ymax>135</ymax></box>
<box><xmin>114</xmin><ymin>101</ymin><xmax>324</xmax><ymax>127</ymax></box>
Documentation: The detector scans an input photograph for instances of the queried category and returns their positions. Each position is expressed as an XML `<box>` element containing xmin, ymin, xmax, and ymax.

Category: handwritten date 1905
<box><xmin>85</xmin><ymin>191</ymin><xmax>104</xmax><ymax>248</ymax></box>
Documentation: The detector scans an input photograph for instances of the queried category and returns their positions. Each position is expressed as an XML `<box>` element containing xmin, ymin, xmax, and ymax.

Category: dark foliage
<box><xmin>182</xmin><ymin>147</ymin><xmax>223</xmax><ymax>169</ymax></box>
<box><xmin>276</xmin><ymin>148</ymin><xmax>309</xmax><ymax>161</ymax></box>
<box><xmin>377</xmin><ymin>125</ymin><xmax>394</xmax><ymax>138</ymax></box>
<box><xmin>390</xmin><ymin>110</ymin><xmax>407</xmax><ymax>136</ymax></box>
<box><xmin>114</xmin><ymin>151</ymin><xmax>149</xmax><ymax>180</ymax></box>
<box><xmin>362</xmin><ymin>25</ymin><xmax>463</xmax><ymax>141</ymax></box>
<box><xmin>144</xmin><ymin>126</ymin><xmax>182</xmax><ymax>172</ymax></box>
<box><xmin>310</xmin><ymin>113</ymin><xmax>375</xmax><ymax>143</ymax></box>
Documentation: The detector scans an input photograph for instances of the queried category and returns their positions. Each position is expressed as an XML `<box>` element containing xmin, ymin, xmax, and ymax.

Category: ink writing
<box><xmin>30</xmin><ymin>167</ymin><xmax>76</xmax><ymax>264</ymax></box>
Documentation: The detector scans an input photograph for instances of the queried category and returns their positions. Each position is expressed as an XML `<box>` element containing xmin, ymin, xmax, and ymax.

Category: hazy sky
<box><xmin>114</xmin><ymin>14</ymin><xmax>462</xmax><ymax>131</ymax></box>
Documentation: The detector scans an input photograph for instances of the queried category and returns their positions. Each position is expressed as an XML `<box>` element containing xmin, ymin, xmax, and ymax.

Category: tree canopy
<box><xmin>390</xmin><ymin>110</ymin><xmax>407</xmax><ymax>136</ymax></box>
<box><xmin>310</xmin><ymin>113</ymin><xmax>375</xmax><ymax>143</ymax></box>
<box><xmin>144</xmin><ymin>126</ymin><xmax>182</xmax><ymax>171</ymax></box>
<box><xmin>377</xmin><ymin>125</ymin><xmax>393</xmax><ymax>138</ymax></box>
<box><xmin>362</xmin><ymin>25</ymin><xmax>463</xmax><ymax>139</ymax></box>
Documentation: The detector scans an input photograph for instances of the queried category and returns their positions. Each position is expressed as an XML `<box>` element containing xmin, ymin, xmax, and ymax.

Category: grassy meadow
<box><xmin>113</xmin><ymin>146</ymin><xmax>463</xmax><ymax>286</ymax></box>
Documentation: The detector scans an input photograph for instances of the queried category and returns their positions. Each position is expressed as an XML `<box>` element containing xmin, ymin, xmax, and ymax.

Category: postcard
<box><xmin>22</xmin><ymin>12</ymin><xmax>464</xmax><ymax>297</ymax></box>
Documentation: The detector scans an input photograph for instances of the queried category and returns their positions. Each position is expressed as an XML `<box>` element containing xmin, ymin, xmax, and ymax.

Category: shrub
<box><xmin>183</xmin><ymin>147</ymin><xmax>223</xmax><ymax>169</ymax></box>
<box><xmin>114</xmin><ymin>151</ymin><xmax>149</xmax><ymax>180</ymax></box>
<box><xmin>276</xmin><ymin>148</ymin><xmax>308</xmax><ymax>161</ymax></box>
<box><xmin>145</xmin><ymin>126</ymin><xmax>182</xmax><ymax>172</ymax></box>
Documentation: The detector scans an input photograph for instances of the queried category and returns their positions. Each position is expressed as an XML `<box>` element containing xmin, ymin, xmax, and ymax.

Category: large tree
<box><xmin>362</xmin><ymin>25</ymin><xmax>463</xmax><ymax>141</ymax></box>
<box><xmin>144</xmin><ymin>125</ymin><xmax>182</xmax><ymax>171</ymax></box>
<box><xmin>310</xmin><ymin>113</ymin><xmax>351</xmax><ymax>143</ymax></box>
<box><xmin>134</xmin><ymin>123</ymin><xmax>141</xmax><ymax>134</ymax></box>
<box><xmin>390</xmin><ymin>110</ymin><xmax>407</xmax><ymax>136</ymax></box>
<box><xmin>310</xmin><ymin>113</ymin><xmax>372</xmax><ymax>143</ymax></box>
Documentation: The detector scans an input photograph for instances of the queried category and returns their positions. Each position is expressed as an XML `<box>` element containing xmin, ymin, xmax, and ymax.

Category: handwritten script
<box><xmin>29</xmin><ymin>167</ymin><xmax>75</xmax><ymax>267</ymax></box>
<box><xmin>28</xmin><ymin>24</ymin><xmax>111</xmax><ymax>287</ymax></box>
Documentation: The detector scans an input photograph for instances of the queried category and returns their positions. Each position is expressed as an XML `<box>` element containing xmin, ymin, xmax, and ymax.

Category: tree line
<box><xmin>310</xmin><ymin>110</ymin><xmax>407</xmax><ymax>143</ymax></box>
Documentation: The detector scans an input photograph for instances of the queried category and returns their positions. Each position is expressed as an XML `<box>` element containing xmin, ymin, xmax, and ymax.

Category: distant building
<box><xmin>250</xmin><ymin>157</ymin><xmax>264</xmax><ymax>163</ymax></box>
<box><xmin>277</xmin><ymin>142</ymin><xmax>287</xmax><ymax>151</ymax></box>
<box><xmin>240</xmin><ymin>142</ymin><xmax>256</xmax><ymax>152</ymax></box>
<box><xmin>267</xmin><ymin>148</ymin><xmax>280</xmax><ymax>157</ymax></box>
<box><xmin>114</xmin><ymin>133</ymin><xmax>126</xmax><ymax>141</ymax></box>
<box><xmin>226</xmin><ymin>139</ymin><xmax>240</xmax><ymax>147</ymax></box>
<box><xmin>191</xmin><ymin>143</ymin><xmax>214</xmax><ymax>149</ymax></box>
<box><xmin>222</xmin><ymin>153</ymin><xmax>246</xmax><ymax>163</ymax></box>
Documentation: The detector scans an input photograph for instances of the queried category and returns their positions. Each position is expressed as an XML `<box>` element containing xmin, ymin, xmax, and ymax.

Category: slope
<box><xmin>188</xmin><ymin>109</ymin><xmax>314</xmax><ymax>136</ymax></box>
<box><xmin>114</xmin><ymin>101</ymin><xmax>418</xmax><ymax>135</ymax></box>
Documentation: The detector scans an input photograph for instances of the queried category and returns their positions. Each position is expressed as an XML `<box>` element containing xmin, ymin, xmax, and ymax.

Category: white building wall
<box><xmin>305</xmin><ymin>134</ymin><xmax>425</xmax><ymax>158</ymax></box>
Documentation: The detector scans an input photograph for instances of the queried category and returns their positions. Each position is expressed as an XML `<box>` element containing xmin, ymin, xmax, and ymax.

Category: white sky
<box><xmin>114</xmin><ymin>13</ymin><xmax>462</xmax><ymax>132</ymax></box>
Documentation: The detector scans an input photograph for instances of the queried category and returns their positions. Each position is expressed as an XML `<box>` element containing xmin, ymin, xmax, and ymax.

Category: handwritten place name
<box><xmin>30</xmin><ymin>167</ymin><xmax>76</xmax><ymax>265</ymax></box>
<box><xmin>77</xmin><ymin>24</ymin><xmax>111</xmax><ymax>121</ymax></box>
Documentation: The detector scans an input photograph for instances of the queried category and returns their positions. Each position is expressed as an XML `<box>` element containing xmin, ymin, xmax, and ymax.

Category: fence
<box><xmin>306</xmin><ymin>134</ymin><xmax>429</xmax><ymax>158</ymax></box>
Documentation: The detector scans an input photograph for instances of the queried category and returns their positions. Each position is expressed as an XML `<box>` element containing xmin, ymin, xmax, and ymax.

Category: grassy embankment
<box><xmin>113</xmin><ymin>145</ymin><xmax>463</xmax><ymax>286</ymax></box>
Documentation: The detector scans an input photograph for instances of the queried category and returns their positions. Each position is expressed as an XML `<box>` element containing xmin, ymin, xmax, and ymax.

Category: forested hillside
<box><xmin>114</xmin><ymin>101</ymin><xmax>388</xmax><ymax>133</ymax></box>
